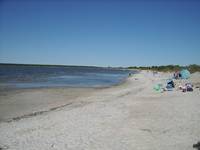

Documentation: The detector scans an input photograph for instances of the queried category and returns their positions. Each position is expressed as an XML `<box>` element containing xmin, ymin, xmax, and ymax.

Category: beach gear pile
<box><xmin>154</xmin><ymin>69</ymin><xmax>194</xmax><ymax>93</ymax></box>
<box><xmin>179</xmin><ymin>83</ymin><xmax>193</xmax><ymax>92</ymax></box>
<box><xmin>153</xmin><ymin>80</ymin><xmax>175</xmax><ymax>92</ymax></box>
<box><xmin>173</xmin><ymin>69</ymin><xmax>191</xmax><ymax>80</ymax></box>
<box><xmin>176</xmin><ymin>69</ymin><xmax>194</xmax><ymax>92</ymax></box>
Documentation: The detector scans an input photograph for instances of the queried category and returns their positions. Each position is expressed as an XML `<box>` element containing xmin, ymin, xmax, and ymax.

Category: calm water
<box><xmin>0</xmin><ymin>65</ymin><xmax>134</xmax><ymax>89</ymax></box>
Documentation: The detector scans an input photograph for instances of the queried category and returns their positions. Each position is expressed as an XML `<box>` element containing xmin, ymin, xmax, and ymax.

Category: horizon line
<box><xmin>0</xmin><ymin>63</ymin><xmax>199</xmax><ymax>68</ymax></box>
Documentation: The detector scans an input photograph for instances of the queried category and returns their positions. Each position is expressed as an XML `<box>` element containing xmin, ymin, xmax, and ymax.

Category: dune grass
<box><xmin>128</xmin><ymin>64</ymin><xmax>200</xmax><ymax>73</ymax></box>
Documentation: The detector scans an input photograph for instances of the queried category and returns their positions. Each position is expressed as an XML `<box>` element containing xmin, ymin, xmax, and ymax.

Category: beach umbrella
<box><xmin>180</xmin><ymin>69</ymin><xmax>190</xmax><ymax>79</ymax></box>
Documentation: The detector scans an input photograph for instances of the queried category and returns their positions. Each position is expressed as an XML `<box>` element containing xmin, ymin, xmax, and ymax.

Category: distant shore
<box><xmin>0</xmin><ymin>63</ymin><xmax>126</xmax><ymax>70</ymax></box>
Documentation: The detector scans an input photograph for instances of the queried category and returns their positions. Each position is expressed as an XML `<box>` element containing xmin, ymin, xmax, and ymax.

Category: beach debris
<box><xmin>193</xmin><ymin>141</ymin><xmax>200</xmax><ymax>150</ymax></box>
<box><xmin>194</xmin><ymin>83</ymin><xmax>200</xmax><ymax>90</ymax></box>
<box><xmin>51</xmin><ymin>144</ymin><xmax>55</xmax><ymax>148</ymax></box>
<box><xmin>140</xmin><ymin>128</ymin><xmax>152</xmax><ymax>133</ymax></box>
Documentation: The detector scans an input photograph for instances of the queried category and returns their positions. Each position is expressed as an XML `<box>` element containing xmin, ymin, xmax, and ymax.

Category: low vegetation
<box><xmin>128</xmin><ymin>64</ymin><xmax>200</xmax><ymax>73</ymax></box>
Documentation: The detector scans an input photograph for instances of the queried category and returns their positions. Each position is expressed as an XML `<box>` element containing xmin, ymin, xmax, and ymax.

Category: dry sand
<box><xmin>0</xmin><ymin>71</ymin><xmax>200</xmax><ymax>150</ymax></box>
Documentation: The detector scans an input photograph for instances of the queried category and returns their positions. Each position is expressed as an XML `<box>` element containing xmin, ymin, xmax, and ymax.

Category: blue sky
<box><xmin>0</xmin><ymin>0</ymin><xmax>200</xmax><ymax>67</ymax></box>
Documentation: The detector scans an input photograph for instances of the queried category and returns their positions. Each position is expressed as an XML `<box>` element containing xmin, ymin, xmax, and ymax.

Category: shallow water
<box><xmin>0</xmin><ymin>65</ymin><xmax>134</xmax><ymax>89</ymax></box>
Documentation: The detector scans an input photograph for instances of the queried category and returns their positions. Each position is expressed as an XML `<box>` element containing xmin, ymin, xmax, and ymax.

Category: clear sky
<box><xmin>0</xmin><ymin>0</ymin><xmax>200</xmax><ymax>67</ymax></box>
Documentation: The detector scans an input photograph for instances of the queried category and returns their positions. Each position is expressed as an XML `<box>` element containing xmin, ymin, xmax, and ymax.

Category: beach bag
<box><xmin>166</xmin><ymin>79</ymin><xmax>175</xmax><ymax>88</ymax></box>
<box><xmin>153</xmin><ymin>84</ymin><xmax>163</xmax><ymax>92</ymax></box>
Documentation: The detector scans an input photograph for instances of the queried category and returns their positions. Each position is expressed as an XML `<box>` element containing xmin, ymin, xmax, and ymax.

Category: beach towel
<box><xmin>153</xmin><ymin>84</ymin><xmax>163</xmax><ymax>92</ymax></box>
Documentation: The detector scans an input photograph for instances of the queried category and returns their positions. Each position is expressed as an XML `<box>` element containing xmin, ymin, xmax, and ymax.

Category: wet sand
<box><xmin>0</xmin><ymin>87</ymin><xmax>98</xmax><ymax>122</ymax></box>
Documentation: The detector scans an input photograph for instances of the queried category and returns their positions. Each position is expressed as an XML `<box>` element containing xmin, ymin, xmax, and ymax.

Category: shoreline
<box><xmin>0</xmin><ymin>87</ymin><xmax>99</xmax><ymax>122</ymax></box>
<box><xmin>0</xmin><ymin>74</ymin><xmax>133</xmax><ymax>123</ymax></box>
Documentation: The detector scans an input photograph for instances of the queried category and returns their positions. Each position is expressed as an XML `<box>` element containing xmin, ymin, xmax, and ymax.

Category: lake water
<box><xmin>0</xmin><ymin>65</ymin><xmax>135</xmax><ymax>89</ymax></box>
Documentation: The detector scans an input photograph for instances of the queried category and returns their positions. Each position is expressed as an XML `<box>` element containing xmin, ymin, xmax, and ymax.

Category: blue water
<box><xmin>0</xmin><ymin>65</ymin><xmax>134</xmax><ymax>89</ymax></box>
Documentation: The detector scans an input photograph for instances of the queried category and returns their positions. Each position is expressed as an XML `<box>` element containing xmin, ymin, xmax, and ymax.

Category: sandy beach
<box><xmin>0</xmin><ymin>71</ymin><xmax>200</xmax><ymax>150</ymax></box>
<box><xmin>0</xmin><ymin>87</ymin><xmax>99</xmax><ymax>122</ymax></box>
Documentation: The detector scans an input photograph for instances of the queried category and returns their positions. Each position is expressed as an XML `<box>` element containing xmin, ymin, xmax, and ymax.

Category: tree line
<box><xmin>128</xmin><ymin>64</ymin><xmax>200</xmax><ymax>73</ymax></box>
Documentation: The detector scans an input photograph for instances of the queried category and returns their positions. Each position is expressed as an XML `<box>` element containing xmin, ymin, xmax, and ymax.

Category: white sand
<box><xmin>0</xmin><ymin>71</ymin><xmax>200</xmax><ymax>150</ymax></box>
